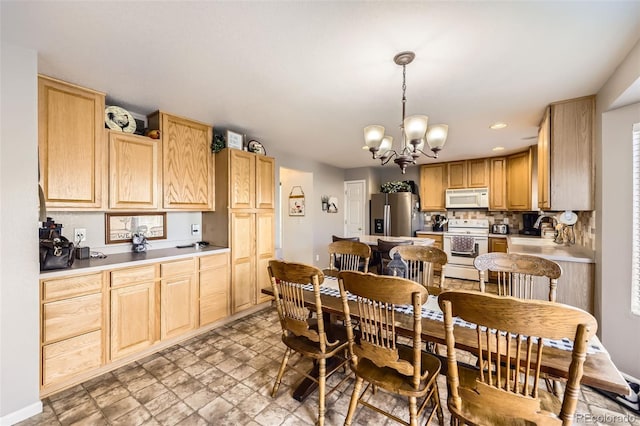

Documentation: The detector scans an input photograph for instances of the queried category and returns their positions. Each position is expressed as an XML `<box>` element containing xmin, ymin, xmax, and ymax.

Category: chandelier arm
<box><xmin>414</xmin><ymin>148</ymin><xmax>439</xmax><ymax>159</ymax></box>
<box><xmin>379</xmin><ymin>151</ymin><xmax>398</xmax><ymax>166</ymax></box>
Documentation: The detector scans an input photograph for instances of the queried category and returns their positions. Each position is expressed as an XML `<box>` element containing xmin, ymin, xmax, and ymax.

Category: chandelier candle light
<box><xmin>363</xmin><ymin>51</ymin><xmax>448</xmax><ymax>174</ymax></box>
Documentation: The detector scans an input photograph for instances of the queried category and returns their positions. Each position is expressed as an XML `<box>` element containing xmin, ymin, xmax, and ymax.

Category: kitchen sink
<box><xmin>508</xmin><ymin>237</ymin><xmax>558</xmax><ymax>246</ymax></box>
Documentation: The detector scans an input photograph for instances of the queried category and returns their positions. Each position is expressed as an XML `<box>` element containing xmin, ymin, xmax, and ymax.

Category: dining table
<box><xmin>262</xmin><ymin>275</ymin><xmax>630</xmax><ymax>397</ymax></box>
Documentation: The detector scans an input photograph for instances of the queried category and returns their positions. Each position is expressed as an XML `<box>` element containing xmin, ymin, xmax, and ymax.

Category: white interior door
<box><xmin>344</xmin><ymin>180</ymin><xmax>366</xmax><ymax>237</ymax></box>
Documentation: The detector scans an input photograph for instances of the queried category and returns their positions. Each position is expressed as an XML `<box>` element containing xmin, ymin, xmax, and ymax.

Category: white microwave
<box><xmin>445</xmin><ymin>187</ymin><xmax>489</xmax><ymax>209</ymax></box>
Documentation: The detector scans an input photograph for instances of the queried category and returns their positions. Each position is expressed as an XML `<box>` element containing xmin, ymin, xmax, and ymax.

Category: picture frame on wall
<box><xmin>226</xmin><ymin>130</ymin><xmax>244</xmax><ymax>150</ymax></box>
<box><xmin>105</xmin><ymin>212</ymin><xmax>167</xmax><ymax>244</ymax></box>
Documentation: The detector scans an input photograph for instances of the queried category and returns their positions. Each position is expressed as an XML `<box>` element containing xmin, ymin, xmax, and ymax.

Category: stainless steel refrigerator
<box><xmin>370</xmin><ymin>192</ymin><xmax>422</xmax><ymax>237</ymax></box>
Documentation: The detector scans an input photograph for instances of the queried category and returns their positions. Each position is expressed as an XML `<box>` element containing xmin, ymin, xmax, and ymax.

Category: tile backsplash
<box><xmin>422</xmin><ymin>210</ymin><xmax>596</xmax><ymax>250</ymax></box>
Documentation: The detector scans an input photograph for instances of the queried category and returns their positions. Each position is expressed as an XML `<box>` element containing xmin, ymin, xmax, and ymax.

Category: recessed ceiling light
<box><xmin>492</xmin><ymin>146</ymin><xmax>505</xmax><ymax>152</ymax></box>
<box><xmin>490</xmin><ymin>122</ymin><xmax>507</xmax><ymax>130</ymax></box>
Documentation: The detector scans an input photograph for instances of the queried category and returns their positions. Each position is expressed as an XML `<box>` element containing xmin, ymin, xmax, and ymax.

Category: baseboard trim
<box><xmin>0</xmin><ymin>400</ymin><xmax>43</xmax><ymax>426</ymax></box>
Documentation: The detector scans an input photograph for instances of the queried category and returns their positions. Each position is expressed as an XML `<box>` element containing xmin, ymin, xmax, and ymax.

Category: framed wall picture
<box><xmin>226</xmin><ymin>130</ymin><xmax>244</xmax><ymax>150</ymax></box>
<box><xmin>105</xmin><ymin>212</ymin><xmax>167</xmax><ymax>244</ymax></box>
<box><xmin>288</xmin><ymin>186</ymin><xmax>305</xmax><ymax>216</ymax></box>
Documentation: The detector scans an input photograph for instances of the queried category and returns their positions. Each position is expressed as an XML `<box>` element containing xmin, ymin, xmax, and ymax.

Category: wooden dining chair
<box><xmin>327</xmin><ymin>240</ymin><xmax>371</xmax><ymax>273</ymax></box>
<box><xmin>338</xmin><ymin>270</ymin><xmax>444</xmax><ymax>426</ymax></box>
<box><xmin>374</xmin><ymin>239</ymin><xmax>413</xmax><ymax>274</ymax></box>
<box><xmin>438</xmin><ymin>290</ymin><xmax>597</xmax><ymax>426</ymax></box>
<box><xmin>389</xmin><ymin>245</ymin><xmax>448</xmax><ymax>295</ymax></box>
<box><xmin>474</xmin><ymin>252</ymin><xmax>562</xmax><ymax>301</ymax></box>
<box><xmin>268</xmin><ymin>260</ymin><xmax>350</xmax><ymax>426</ymax></box>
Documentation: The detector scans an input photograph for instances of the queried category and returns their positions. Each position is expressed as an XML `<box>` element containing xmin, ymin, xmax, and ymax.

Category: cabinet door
<box><xmin>38</xmin><ymin>75</ymin><xmax>105</xmax><ymax>209</ymax></box>
<box><xmin>489</xmin><ymin>157</ymin><xmax>507</xmax><ymax>211</ymax></box>
<box><xmin>230</xmin><ymin>150</ymin><xmax>256</xmax><ymax>209</ymax></box>
<box><xmin>161</xmin><ymin>114</ymin><xmax>213</xmax><ymax>210</ymax></box>
<box><xmin>256</xmin><ymin>156</ymin><xmax>275</xmax><ymax>209</ymax></box>
<box><xmin>537</xmin><ymin>108</ymin><xmax>551</xmax><ymax>210</ymax></box>
<box><xmin>199</xmin><ymin>254</ymin><xmax>230</xmax><ymax>326</ymax></box>
<box><xmin>488</xmin><ymin>238</ymin><xmax>508</xmax><ymax>282</ymax></box>
<box><xmin>420</xmin><ymin>164</ymin><xmax>447</xmax><ymax>211</ymax></box>
<box><xmin>42</xmin><ymin>330</ymin><xmax>102</xmax><ymax>388</ymax></box>
<box><xmin>161</xmin><ymin>274</ymin><xmax>196</xmax><ymax>340</ymax></box>
<box><xmin>447</xmin><ymin>161</ymin><xmax>467</xmax><ymax>189</ymax></box>
<box><xmin>549</xmin><ymin>97</ymin><xmax>594</xmax><ymax>210</ymax></box>
<box><xmin>110</xmin><ymin>282</ymin><xmax>156</xmax><ymax>360</ymax></box>
<box><xmin>506</xmin><ymin>149</ymin><xmax>532</xmax><ymax>211</ymax></box>
<box><xmin>231</xmin><ymin>212</ymin><xmax>255</xmax><ymax>312</ymax></box>
<box><xmin>256</xmin><ymin>212</ymin><xmax>275</xmax><ymax>304</ymax></box>
<box><xmin>109</xmin><ymin>132</ymin><xmax>161</xmax><ymax>209</ymax></box>
<box><xmin>467</xmin><ymin>159</ymin><xmax>489</xmax><ymax>188</ymax></box>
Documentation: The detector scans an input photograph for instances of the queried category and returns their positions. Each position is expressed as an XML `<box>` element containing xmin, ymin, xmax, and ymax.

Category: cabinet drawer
<box><xmin>199</xmin><ymin>253</ymin><xmax>228</xmax><ymax>270</ymax></box>
<box><xmin>42</xmin><ymin>330</ymin><xmax>102</xmax><ymax>386</ymax></box>
<box><xmin>42</xmin><ymin>273</ymin><xmax>102</xmax><ymax>301</ymax></box>
<box><xmin>162</xmin><ymin>258</ymin><xmax>195</xmax><ymax>277</ymax></box>
<box><xmin>43</xmin><ymin>293</ymin><xmax>102</xmax><ymax>343</ymax></box>
<box><xmin>111</xmin><ymin>265</ymin><xmax>156</xmax><ymax>287</ymax></box>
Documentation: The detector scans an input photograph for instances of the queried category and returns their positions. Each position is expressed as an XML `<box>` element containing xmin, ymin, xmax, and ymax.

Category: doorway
<box><xmin>279</xmin><ymin>167</ymin><xmax>314</xmax><ymax>264</ymax></box>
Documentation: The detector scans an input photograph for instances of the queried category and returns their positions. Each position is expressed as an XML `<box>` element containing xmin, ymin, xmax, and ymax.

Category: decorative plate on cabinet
<box><xmin>105</xmin><ymin>106</ymin><xmax>136</xmax><ymax>133</ymax></box>
<box><xmin>247</xmin><ymin>140</ymin><xmax>266</xmax><ymax>155</ymax></box>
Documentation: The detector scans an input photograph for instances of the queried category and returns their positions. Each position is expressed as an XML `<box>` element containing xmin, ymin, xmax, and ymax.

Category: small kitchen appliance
<box><xmin>520</xmin><ymin>212</ymin><xmax>541</xmax><ymax>236</ymax></box>
<box><xmin>432</xmin><ymin>215</ymin><xmax>448</xmax><ymax>232</ymax></box>
<box><xmin>491</xmin><ymin>223</ymin><xmax>509</xmax><ymax>234</ymax></box>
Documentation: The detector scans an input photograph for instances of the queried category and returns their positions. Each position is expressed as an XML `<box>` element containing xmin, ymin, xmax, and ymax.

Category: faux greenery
<box><xmin>211</xmin><ymin>133</ymin><xmax>225</xmax><ymax>153</ymax></box>
<box><xmin>381</xmin><ymin>181</ymin><xmax>411</xmax><ymax>193</ymax></box>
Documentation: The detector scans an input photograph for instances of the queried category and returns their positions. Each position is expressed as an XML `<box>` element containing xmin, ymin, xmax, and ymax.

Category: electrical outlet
<box><xmin>74</xmin><ymin>228</ymin><xmax>87</xmax><ymax>243</ymax></box>
<box><xmin>191</xmin><ymin>224</ymin><xmax>200</xmax><ymax>236</ymax></box>
<box><xmin>315</xmin><ymin>254</ymin><xmax>319</xmax><ymax>261</ymax></box>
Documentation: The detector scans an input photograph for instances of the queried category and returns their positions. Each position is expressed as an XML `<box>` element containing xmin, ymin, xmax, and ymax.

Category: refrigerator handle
<box><xmin>384</xmin><ymin>204</ymin><xmax>391</xmax><ymax>236</ymax></box>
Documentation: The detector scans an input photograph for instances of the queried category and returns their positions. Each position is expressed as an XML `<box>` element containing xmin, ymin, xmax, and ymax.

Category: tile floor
<box><xmin>18</xmin><ymin>278</ymin><xmax>639</xmax><ymax>426</ymax></box>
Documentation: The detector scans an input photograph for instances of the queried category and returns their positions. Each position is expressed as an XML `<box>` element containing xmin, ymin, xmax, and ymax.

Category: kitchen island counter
<box><xmin>360</xmin><ymin>235</ymin><xmax>434</xmax><ymax>246</ymax></box>
<box><xmin>507</xmin><ymin>235</ymin><xmax>594</xmax><ymax>264</ymax></box>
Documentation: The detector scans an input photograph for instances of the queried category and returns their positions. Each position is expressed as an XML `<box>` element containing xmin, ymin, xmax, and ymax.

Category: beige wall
<box><xmin>596</xmin><ymin>38</ymin><xmax>640</xmax><ymax>378</ymax></box>
<box><xmin>0</xmin><ymin>43</ymin><xmax>42</xmax><ymax>423</ymax></box>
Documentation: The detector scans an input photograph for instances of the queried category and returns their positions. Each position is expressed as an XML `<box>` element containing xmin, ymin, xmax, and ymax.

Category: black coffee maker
<box><xmin>432</xmin><ymin>215</ymin><xmax>448</xmax><ymax>232</ymax></box>
<box><xmin>520</xmin><ymin>212</ymin><xmax>541</xmax><ymax>236</ymax></box>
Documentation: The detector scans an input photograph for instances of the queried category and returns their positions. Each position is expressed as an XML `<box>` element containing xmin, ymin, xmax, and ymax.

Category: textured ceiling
<box><xmin>2</xmin><ymin>1</ymin><xmax>640</xmax><ymax>169</ymax></box>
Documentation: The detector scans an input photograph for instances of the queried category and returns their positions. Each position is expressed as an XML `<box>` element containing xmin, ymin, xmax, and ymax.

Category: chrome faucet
<box><xmin>534</xmin><ymin>212</ymin><xmax>558</xmax><ymax>229</ymax></box>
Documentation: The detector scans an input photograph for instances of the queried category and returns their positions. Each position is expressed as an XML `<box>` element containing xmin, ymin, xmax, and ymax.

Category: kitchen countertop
<box><xmin>40</xmin><ymin>245</ymin><xmax>230</xmax><ymax>278</ymax></box>
<box><xmin>416</xmin><ymin>230</ymin><xmax>444</xmax><ymax>235</ymax></box>
<box><xmin>506</xmin><ymin>235</ymin><xmax>594</xmax><ymax>264</ymax></box>
<box><xmin>360</xmin><ymin>235</ymin><xmax>435</xmax><ymax>246</ymax></box>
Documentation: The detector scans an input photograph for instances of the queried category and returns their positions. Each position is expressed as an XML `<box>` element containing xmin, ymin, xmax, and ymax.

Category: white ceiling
<box><xmin>3</xmin><ymin>1</ymin><xmax>640</xmax><ymax>170</ymax></box>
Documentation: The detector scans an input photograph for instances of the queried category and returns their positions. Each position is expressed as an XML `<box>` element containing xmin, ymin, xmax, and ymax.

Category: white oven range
<box><xmin>443</xmin><ymin>219</ymin><xmax>489</xmax><ymax>281</ymax></box>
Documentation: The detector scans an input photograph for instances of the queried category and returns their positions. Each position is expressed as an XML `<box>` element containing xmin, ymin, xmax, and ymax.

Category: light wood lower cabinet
<box><xmin>160</xmin><ymin>259</ymin><xmax>197</xmax><ymax>339</ymax></box>
<box><xmin>199</xmin><ymin>253</ymin><xmax>230</xmax><ymax>326</ymax></box>
<box><xmin>111</xmin><ymin>281</ymin><xmax>156</xmax><ymax>360</ymax></box>
<box><xmin>41</xmin><ymin>252</ymin><xmax>231</xmax><ymax>397</ymax></box>
<box><xmin>488</xmin><ymin>237</ymin><xmax>508</xmax><ymax>282</ymax></box>
<box><xmin>40</xmin><ymin>272</ymin><xmax>105</xmax><ymax>391</ymax></box>
<box><xmin>231</xmin><ymin>212</ymin><xmax>256</xmax><ymax>312</ymax></box>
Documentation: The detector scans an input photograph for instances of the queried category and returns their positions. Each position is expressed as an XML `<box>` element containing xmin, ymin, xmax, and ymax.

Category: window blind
<box><xmin>632</xmin><ymin>123</ymin><xmax>640</xmax><ymax>315</ymax></box>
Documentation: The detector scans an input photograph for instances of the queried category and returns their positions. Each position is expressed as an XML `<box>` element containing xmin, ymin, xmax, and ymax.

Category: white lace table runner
<box><xmin>305</xmin><ymin>278</ymin><xmax>605</xmax><ymax>355</ymax></box>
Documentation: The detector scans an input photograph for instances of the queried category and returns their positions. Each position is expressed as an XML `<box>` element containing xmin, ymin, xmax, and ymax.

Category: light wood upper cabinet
<box><xmin>506</xmin><ymin>148</ymin><xmax>532</xmax><ymax>211</ymax></box>
<box><xmin>489</xmin><ymin>157</ymin><xmax>507</xmax><ymax>211</ymax></box>
<box><xmin>538</xmin><ymin>96</ymin><xmax>594</xmax><ymax>211</ymax></box>
<box><xmin>230</xmin><ymin>150</ymin><xmax>256</xmax><ymax>209</ymax></box>
<box><xmin>420</xmin><ymin>164</ymin><xmax>447</xmax><ymax>211</ymax></box>
<box><xmin>108</xmin><ymin>132</ymin><xmax>161</xmax><ymax>210</ymax></box>
<box><xmin>256</xmin><ymin>155</ymin><xmax>276</xmax><ymax>209</ymax></box>
<box><xmin>148</xmin><ymin>112</ymin><xmax>214</xmax><ymax>211</ymax></box>
<box><xmin>38</xmin><ymin>75</ymin><xmax>105</xmax><ymax>210</ymax></box>
<box><xmin>447</xmin><ymin>161</ymin><xmax>467</xmax><ymax>189</ymax></box>
<box><xmin>448</xmin><ymin>159</ymin><xmax>489</xmax><ymax>189</ymax></box>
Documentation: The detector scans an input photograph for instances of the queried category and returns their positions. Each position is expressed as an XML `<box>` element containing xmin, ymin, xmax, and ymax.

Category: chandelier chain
<box><xmin>401</xmin><ymin>64</ymin><xmax>407</xmax><ymax>127</ymax></box>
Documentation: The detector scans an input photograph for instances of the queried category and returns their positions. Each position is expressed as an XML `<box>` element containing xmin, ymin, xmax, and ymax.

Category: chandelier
<box><xmin>363</xmin><ymin>51</ymin><xmax>448</xmax><ymax>174</ymax></box>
